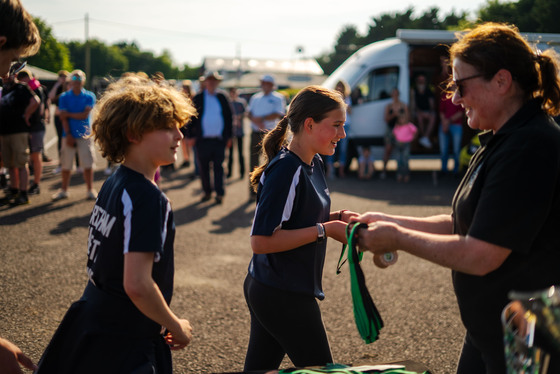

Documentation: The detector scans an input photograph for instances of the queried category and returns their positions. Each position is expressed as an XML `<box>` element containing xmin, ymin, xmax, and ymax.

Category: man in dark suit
<box><xmin>187</xmin><ymin>71</ymin><xmax>232</xmax><ymax>204</ymax></box>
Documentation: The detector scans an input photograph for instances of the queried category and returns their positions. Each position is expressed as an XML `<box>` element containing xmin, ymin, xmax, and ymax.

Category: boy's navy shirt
<box><xmin>87</xmin><ymin>165</ymin><xmax>175</xmax><ymax>304</ymax></box>
<box><xmin>249</xmin><ymin>148</ymin><xmax>331</xmax><ymax>300</ymax></box>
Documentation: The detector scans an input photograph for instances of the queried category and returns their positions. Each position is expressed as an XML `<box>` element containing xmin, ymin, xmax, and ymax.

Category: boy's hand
<box><xmin>165</xmin><ymin>319</ymin><xmax>193</xmax><ymax>350</ymax></box>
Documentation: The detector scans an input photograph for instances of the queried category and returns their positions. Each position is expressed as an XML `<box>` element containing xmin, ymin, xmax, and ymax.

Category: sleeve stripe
<box><xmin>250</xmin><ymin>164</ymin><xmax>302</xmax><ymax>236</ymax></box>
<box><xmin>121</xmin><ymin>189</ymin><xmax>133</xmax><ymax>255</ymax></box>
<box><xmin>156</xmin><ymin>201</ymin><xmax>171</xmax><ymax>263</ymax></box>
<box><xmin>275</xmin><ymin>166</ymin><xmax>301</xmax><ymax>231</ymax></box>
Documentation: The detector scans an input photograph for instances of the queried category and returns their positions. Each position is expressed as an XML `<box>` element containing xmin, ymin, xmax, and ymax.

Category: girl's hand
<box><xmin>323</xmin><ymin>220</ymin><xmax>348</xmax><ymax>244</ymax></box>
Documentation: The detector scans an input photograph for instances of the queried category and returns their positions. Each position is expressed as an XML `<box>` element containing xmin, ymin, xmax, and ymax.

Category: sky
<box><xmin>21</xmin><ymin>0</ymin><xmax>489</xmax><ymax>68</ymax></box>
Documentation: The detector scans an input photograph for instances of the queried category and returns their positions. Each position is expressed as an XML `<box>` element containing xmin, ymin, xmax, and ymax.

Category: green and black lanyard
<box><xmin>337</xmin><ymin>222</ymin><xmax>384</xmax><ymax>344</ymax></box>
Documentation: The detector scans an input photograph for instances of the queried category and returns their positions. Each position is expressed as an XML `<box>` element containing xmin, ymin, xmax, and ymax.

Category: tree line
<box><xmin>27</xmin><ymin>0</ymin><xmax>560</xmax><ymax>80</ymax></box>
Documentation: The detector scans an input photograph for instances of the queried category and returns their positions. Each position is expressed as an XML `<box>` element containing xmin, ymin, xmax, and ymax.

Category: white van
<box><xmin>322</xmin><ymin>29</ymin><xmax>560</xmax><ymax>159</ymax></box>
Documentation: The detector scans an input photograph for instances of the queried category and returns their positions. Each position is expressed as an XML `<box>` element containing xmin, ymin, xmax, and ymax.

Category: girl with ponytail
<box><xmin>244</xmin><ymin>86</ymin><xmax>358</xmax><ymax>371</ymax></box>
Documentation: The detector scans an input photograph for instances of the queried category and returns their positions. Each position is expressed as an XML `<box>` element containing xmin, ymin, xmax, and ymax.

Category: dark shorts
<box><xmin>29</xmin><ymin>130</ymin><xmax>45</xmax><ymax>153</ymax></box>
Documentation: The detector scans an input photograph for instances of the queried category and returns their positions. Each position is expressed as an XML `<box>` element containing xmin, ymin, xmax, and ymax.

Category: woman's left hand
<box><xmin>339</xmin><ymin>210</ymin><xmax>359</xmax><ymax>223</ymax></box>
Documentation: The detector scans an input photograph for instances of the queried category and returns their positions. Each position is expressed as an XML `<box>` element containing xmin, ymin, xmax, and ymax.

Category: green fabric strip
<box><xmin>337</xmin><ymin>222</ymin><xmax>384</xmax><ymax>344</ymax></box>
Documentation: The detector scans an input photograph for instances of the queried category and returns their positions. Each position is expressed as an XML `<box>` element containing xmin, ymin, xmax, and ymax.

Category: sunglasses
<box><xmin>9</xmin><ymin>60</ymin><xmax>26</xmax><ymax>77</ymax></box>
<box><xmin>450</xmin><ymin>73</ymin><xmax>484</xmax><ymax>98</ymax></box>
<box><xmin>71</xmin><ymin>75</ymin><xmax>83</xmax><ymax>81</ymax></box>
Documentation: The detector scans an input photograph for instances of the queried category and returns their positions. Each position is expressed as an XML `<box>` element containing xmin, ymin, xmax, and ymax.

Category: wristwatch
<box><xmin>316</xmin><ymin>223</ymin><xmax>326</xmax><ymax>242</ymax></box>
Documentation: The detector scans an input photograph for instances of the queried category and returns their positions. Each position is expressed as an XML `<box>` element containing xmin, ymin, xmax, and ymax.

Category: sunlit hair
<box><xmin>0</xmin><ymin>0</ymin><xmax>41</xmax><ymax>56</ymax></box>
<box><xmin>449</xmin><ymin>22</ymin><xmax>560</xmax><ymax>116</ymax></box>
<box><xmin>249</xmin><ymin>85</ymin><xmax>345</xmax><ymax>192</ymax></box>
<box><xmin>91</xmin><ymin>73</ymin><xmax>198</xmax><ymax>163</ymax></box>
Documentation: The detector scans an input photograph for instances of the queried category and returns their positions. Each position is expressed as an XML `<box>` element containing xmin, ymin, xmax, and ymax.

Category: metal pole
<box><xmin>236</xmin><ymin>43</ymin><xmax>241</xmax><ymax>86</ymax></box>
<box><xmin>85</xmin><ymin>13</ymin><xmax>91</xmax><ymax>89</ymax></box>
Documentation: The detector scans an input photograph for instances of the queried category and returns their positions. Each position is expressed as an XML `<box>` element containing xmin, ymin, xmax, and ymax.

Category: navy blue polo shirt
<box><xmin>249</xmin><ymin>148</ymin><xmax>331</xmax><ymax>300</ymax></box>
<box><xmin>86</xmin><ymin>166</ymin><xmax>175</xmax><ymax>304</ymax></box>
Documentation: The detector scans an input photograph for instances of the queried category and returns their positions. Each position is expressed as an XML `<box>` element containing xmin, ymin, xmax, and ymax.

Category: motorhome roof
<box><xmin>396</xmin><ymin>29</ymin><xmax>457</xmax><ymax>44</ymax></box>
<box><xmin>396</xmin><ymin>28</ymin><xmax>560</xmax><ymax>47</ymax></box>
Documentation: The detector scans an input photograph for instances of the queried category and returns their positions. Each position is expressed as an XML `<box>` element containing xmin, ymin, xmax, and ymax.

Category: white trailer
<box><xmin>322</xmin><ymin>28</ymin><xmax>560</xmax><ymax>159</ymax></box>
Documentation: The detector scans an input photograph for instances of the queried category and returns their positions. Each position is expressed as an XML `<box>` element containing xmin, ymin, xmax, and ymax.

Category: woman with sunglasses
<box><xmin>354</xmin><ymin>23</ymin><xmax>560</xmax><ymax>373</ymax></box>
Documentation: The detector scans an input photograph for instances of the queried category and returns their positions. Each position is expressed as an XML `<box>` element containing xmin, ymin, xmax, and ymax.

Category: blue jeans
<box><xmin>439</xmin><ymin>123</ymin><xmax>463</xmax><ymax>174</ymax></box>
<box><xmin>394</xmin><ymin>141</ymin><xmax>411</xmax><ymax>176</ymax></box>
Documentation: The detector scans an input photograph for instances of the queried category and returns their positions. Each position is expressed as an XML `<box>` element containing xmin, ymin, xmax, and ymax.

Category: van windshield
<box><xmin>355</xmin><ymin>66</ymin><xmax>399</xmax><ymax>104</ymax></box>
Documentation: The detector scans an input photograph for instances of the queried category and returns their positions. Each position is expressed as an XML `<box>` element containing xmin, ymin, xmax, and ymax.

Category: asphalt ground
<box><xmin>0</xmin><ymin>122</ymin><xmax>466</xmax><ymax>373</ymax></box>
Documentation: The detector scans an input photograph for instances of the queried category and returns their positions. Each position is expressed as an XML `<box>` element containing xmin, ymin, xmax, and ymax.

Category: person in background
<box><xmin>16</xmin><ymin>68</ymin><xmax>48</xmax><ymax>195</ymax></box>
<box><xmin>382</xmin><ymin>88</ymin><xmax>409</xmax><ymax>179</ymax></box>
<box><xmin>392</xmin><ymin>114</ymin><xmax>417</xmax><ymax>183</ymax></box>
<box><xmin>186</xmin><ymin>71</ymin><xmax>232</xmax><ymax>204</ymax></box>
<box><xmin>51</xmin><ymin>69</ymin><xmax>97</xmax><ymax>201</ymax></box>
<box><xmin>411</xmin><ymin>74</ymin><xmax>436</xmax><ymax>148</ymax></box>
<box><xmin>356</xmin><ymin>143</ymin><xmax>375</xmax><ymax>180</ymax></box>
<box><xmin>247</xmin><ymin>74</ymin><xmax>286</xmax><ymax>199</ymax></box>
<box><xmin>325</xmin><ymin>80</ymin><xmax>351</xmax><ymax>179</ymax></box>
<box><xmin>350</xmin><ymin>86</ymin><xmax>363</xmax><ymax>107</ymax></box>
<box><xmin>355</xmin><ymin>23</ymin><xmax>560</xmax><ymax>373</ymax></box>
<box><xmin>179</xmin><ymin>79</ymin><xmax>194</xmax><ymax>169</ymax></box>
<box><xmin>48</xmin><ymin>70</ymin><xmax>69</xmax><ymax>174</ymax></box>
<box><xmin>227</xmin><ymin>87</ymin><xmax>247</xmax><ymax>179</ymax></box>
<box><xmin>151</xmin><ymin>71</ymin><xmax>167</xmax><ymax>86</ymax></box>
<box><xmin>36</xmin><ymin>74</ymin><xmax>196</xmax><ymax>374</ymax></box>
<box><xmin>0</xmin><ymin>66</ymin><xmax>39</xmax><ymax>206</ymax></box>
<box><xmin>438</xmin><ymin>89</ymin><xmax>465</xmax><ymax>176</ymax></box>
<box><xmin>244</xmin><ymin>86</ymin><xmax>358</xmax><ymax>371</ymax></box>
<box><xmin>0</xmin><ymin>0</ymin><xmax>41</xmax><ymax>371</ymax></box>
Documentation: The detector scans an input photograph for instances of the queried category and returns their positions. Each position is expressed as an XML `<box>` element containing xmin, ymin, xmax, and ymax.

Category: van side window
<box><xmin>355</xmin><ymin>66</ymin><xmax>399</xmax><ymax>104</ymax></box>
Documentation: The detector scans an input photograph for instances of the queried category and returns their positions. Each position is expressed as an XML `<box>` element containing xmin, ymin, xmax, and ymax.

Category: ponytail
<box><xmin>249</xmin><ymin>117</ymin><xmax>289</xmax><ymax>192</ymax></box>
<box><xmin>536</xmin><ymin>50</ymin><xmax>560</xmax><ymax>116</ymax></box>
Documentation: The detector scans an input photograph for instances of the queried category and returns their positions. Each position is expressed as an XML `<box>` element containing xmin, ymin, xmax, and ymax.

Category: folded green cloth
<box><xmin>337</xmin><ymin>222</ymin><xmax>384</xmax><ymax>344</ymax></box>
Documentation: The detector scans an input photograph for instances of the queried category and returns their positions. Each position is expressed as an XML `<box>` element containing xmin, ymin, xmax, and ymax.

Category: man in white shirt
<box><xmin>248</xmin><ymin>75</ymin><xmax>286</xmax><ymax>198</ymax></box>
